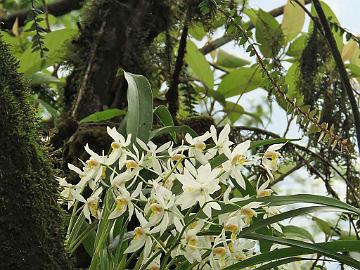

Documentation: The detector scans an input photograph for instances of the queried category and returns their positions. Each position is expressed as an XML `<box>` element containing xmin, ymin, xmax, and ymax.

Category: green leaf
<box><xmin>217</xmin><ymin>67</ymin><xmax>263</xmax><ymax>98</ymax></box>
<box><xmin>153</xmin><ymin>105</ymin><xmax>175</xmax><ymax>140</ymax></box>
<box><xmin>38</xmin><ymin>98</ymin><xmax>59</xmax><ymax>118</ymax></box>
<box><xmin>216</xmin><ymin>194</ymin><xmax>360</xmax><ymax>217</ymax></box>
<box><xmin>29</xmin><ymin>72</ymin><xmax>61</xmax><ymax>86</ymax></box>
<box><xmin>18</xmin><ymin>29</ymin><xmax>78</xmax><ymax>75</ymax></box>
<box><xmin>250</xmin><ymin>138</ymin><xmax>300</xmax><ymax>150</ymax></box>
<box><xmin>282</xmin><ymin>0</ymin><xmax>305</xmax><ymax>42</ymax></box>
<box><xmin>346</xmin><ymin>63</ymin><xmax>360</xmax><ymax>77</ymax></box>
<box><xmin>312</xmin><ymin>216</ymin><xmax>334</xmax><ymax>236</ymax></box>
<box><xmin>239</xmin><ymin>206</ymin><xmax>325</xmax><ymax>237</ymax></box>
<box><xmin>256</xmin><ymin>195</ymin><xmax>360</xmax><ymax>215</ymax></box>
<box><xmin>216</xmin><ymin>50</ymin><xmax>250</xmax><ymax>68</ymax></box>
<box><xmin>225</xmin><ymin>237</ymin><xmax>360</xmax><ymax>269</ymax></box>
<box><xmin>150</xmin><ymin>125</ymin><xmax>197</xmax><ymax>140</ymax></box>
<box><xmin>287</xmin><ymin>34</ymin><xmax>308</xmax><ymax>58</ymax></box>
<box><xmin>185</xmin><ymin>40</ymin><xmax>214</xmax><ymax>88</ymax></box>
<box><xmin>195</xmin><ymin>85</ymin><xmax>226</xmax><ymax>105</ymax></box>
<box><xmin>223</xmin><ymin>101</ymin><xmax>245</xmax><ymax>123</ymax></box>
<box><xmin>125</xmin><ymin>72</ymin><xmax>153</xmax><ymax>143</ymax></box>
<box><xmin>188</xmin><ymin>23</ymin><xmax>207</xmax><ymax>41</ymax></box>
<box><xmin>253</xmin><ymin>257</ymin><xmax>303</xmax><ymax>270</ymax></box>
<box><xmin>153</xmin><ymin>105</ymin><xmax>174</xmax><ymax>127</ymax></box>
<box><xmin>283</xmin><ymin>225</ymin><xmax>315</xmax><ymax>243</ymax></box>
<box><xmin>79</xmin><ymin>108</ymin><xmax>126</xmax><ymax>124</ymax></box>
<box><xmin>255</xmin><ymin>9</ymin><xmax>284</xmax><ymax>57</ymax></box>
<box><xmin>209</xmin><ymin>153</ymin><xmax>227</xmax><ymax>169</ymax></box>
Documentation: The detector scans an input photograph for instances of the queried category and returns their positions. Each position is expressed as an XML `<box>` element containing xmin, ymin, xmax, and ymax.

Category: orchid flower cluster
<box><xmin>60</xmin><ymin>124</ymin><xmax>287</xmax><ymax>269</ymax></box>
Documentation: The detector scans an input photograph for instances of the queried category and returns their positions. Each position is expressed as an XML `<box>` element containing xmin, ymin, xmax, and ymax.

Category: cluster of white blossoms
<box><xmin>59</xmin><ymin>124</ymin><xmax>287</xmax><ymax>269</ymax></box>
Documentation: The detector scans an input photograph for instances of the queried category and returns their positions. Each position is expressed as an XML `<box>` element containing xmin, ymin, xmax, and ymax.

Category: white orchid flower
<box><xmin>240</xmin><ymin>202</ymin><xmax>262</xmax><ymax>225</ymax></box>
<box><xmin>172</xmin><ymin>220</ymin><xmax>211</xmax><ymax>263</ymax></box>
<box><xmin>262</xmin><ymin>143</ymin><xmax>285</xmax><ymax>177</ymax></box>
<box><xmin>124</xmin><ymin>210</ymin><xmax>153</xmax><ymax>262</ymax></box>
<box><xmin>223</xmin><ymin>140</ymin><xmax>253</xmax><ymax>189</ymax></box>
<box><xmin>209</xmin><ymin>124</ymin><xmax>233</xmax><ymax>155</ymax></box>
<box><xmin>72</xmin><ymin>187</ymin><xmax>103</xmax><ymax>223</ymax></box>
<box><xmin>256</xmin><ymin>178</ymin><xmax>273</xmax><ymax>197</ymax></box>
<box><xmin>228</xmin><ymin>238</ymin><xmax>256</xmax><ymax>262</ymax></box>
<box><xmin>106</xmin><ymin>126</ymin><xmax>131</xmax><ymax>166</ymax></box>
<box><xmin>57</xmin><ymin>177</ymin><xmax>81</xmax><ymax>209</ymax></box>
<box><xmin>108</xmin><ymin>182</ymin><xmax>142</xmax><ymax>220</ymax></box>
<box><xmin>68</xmin><ymin>144</ymin><xmax>108</xmax><ymax>190</ymax></box>
<box><xmin>185</xmin><ymin>132</ymin><xmax>211</xmax><ymax>164</ymax></box>
<box><xmin>175</xmin><ymin>163</ymin><xmax>221</xmax><ymax>217</ymax></box>
<box><xmin>136</xmin><ymin>138</ymin><xmax>171</xmax><ymax>173</ymax></box>
<box><xmin>146</xmin><ymin>182</ymin><xmax>184</xmax><ymax>235</ymax></box>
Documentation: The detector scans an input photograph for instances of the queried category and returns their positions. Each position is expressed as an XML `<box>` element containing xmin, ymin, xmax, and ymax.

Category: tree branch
<box><xmin>312</xmin><ymin>0</ymin><xmax>360</xmax><ymax>153</ymax></box>
<box><xmin>0</xmin><ymin>0</ymin><xmax>83</xmax><ymax>30</ymax></box>
<box><xmin>199</xmin><ymin>0</ymin><xmax>311</xmax><ymax>55</ymax></box>
<box><xmin>166</xmin><ymin>9</ymin><xmax>190</xmax><ymax>120</ymax></box>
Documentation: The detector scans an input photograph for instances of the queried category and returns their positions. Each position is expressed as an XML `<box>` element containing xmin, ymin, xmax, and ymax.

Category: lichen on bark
<box><xmin>0</xmin><ymin>36</ymin><xmax>71</xmax><ymax>269</ymax></box>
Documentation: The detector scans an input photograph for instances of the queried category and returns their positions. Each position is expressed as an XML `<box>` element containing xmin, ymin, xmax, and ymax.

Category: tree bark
<box><xmin>0</xmin><ymin>35</ymin><xmax>71</xmax><ymax>269</ymax></box>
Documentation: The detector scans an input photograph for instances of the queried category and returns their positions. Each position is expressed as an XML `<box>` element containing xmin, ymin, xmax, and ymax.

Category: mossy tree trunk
<box><xmin>0</xmin><ymin>36</ymin><xmax>71</xmax><ymax>269</ymax></box>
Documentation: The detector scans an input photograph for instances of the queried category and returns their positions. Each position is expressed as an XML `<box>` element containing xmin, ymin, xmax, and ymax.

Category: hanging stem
<box><xmin>312</xmin><ymin>0</ymin><xmax>360</xmax><ymax>154</ymax></box>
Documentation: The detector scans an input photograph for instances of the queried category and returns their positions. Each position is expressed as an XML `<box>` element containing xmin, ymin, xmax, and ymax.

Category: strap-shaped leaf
<box><xmin>150</xmin><ymin>125</ymin><xmax>197</xmax><ymax>140</ymax></box>
<box><xmin>125</xmin><ymin>72</ymin><xmax>153</xmax><ymax>143</ymax></box>
<box><xmin>225</xmin><ymin>235</ymin><xmax>360</xmax><ymax>269</ymax></box>
<box><xmin>80</xmin><ymin>108</ymin><xmax>126</xmax><ymax>123</ymax></box>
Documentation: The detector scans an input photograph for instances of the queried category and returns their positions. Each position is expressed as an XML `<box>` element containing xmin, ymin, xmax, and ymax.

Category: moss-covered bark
<box><xmin>0</xmin><ymin>36</ymin><xmax>71</xmax><ymax>269</ymax></box>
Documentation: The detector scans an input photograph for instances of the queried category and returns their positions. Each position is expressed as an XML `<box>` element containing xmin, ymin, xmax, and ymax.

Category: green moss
<box><xmin>0</xmin><ymin>35</ymin><xmax>71</xmax><ymax>269</ymax></box>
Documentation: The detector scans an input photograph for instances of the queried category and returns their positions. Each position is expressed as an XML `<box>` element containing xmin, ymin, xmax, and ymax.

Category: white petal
<box><xmin>218</xmin><ymin>124</ymin><xmax>230</xmax><ymax>143</ymax></box>
<box><xmin>135</xmin><ymin>209</ymin><xmax>149</xmax><ymax>228</ymax></box>
<box><xmin>136</xmin><ymin>138</ymin><xmax>149</xmax><ymax>151</ymax></box>
<box><xmin>143</xmin><ymin>237</ymin><xmax>153</xmax><ymax>261</ymax></box>
<box><xmin>156</xmin><ymin>141</ymin><xmax>172</xmax><ymax>153</ymax></box>
<box><xmin>68</xmin><ymin>163</ymin><xmax>83</xmax><ymax>175</ymax></box>
<box><xmin>267</xmin><ymin>143</ymin><xmax>285</xmax><ymax>152</ymax></box>
<box><xmin>210</xmin><ymin>125</ymin><xmax>218</xmax><ymax>143</ymax></box>
<box><xmin>233</xmin><ymin>140</ymin><xmax>251</xmax><ymax>155</ymax></box>
<box><xmin>70</xmin><ymin>189</ymin><xmax>86</xmax><ymax>203</ymax></box>
<box><xmin>84</xmin><ymin>143</ymin><xmax>98</xmax><ymax>157</ymax></box>
<box><xmin>124</xmin><ymin>235</ymin><xmax>146</xmax><ymax>254</ymax></box>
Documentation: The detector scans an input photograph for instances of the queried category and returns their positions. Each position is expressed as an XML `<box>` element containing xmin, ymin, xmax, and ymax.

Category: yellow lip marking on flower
<box><xmin>235</xmin><ymin>254</ymin><xmax>246</xmax><ymax>261</ymax></box>
<box><xmin>88</xmin><ymin>198</ymin><xmax>99</xmax><ymax>217</ymax></box>
<box><xmin>148</xmin><ymin>265</ymin><xmax>160</xmax><ymax>270</ymax></box>
<box><xmin>186</xmin><ymin>235</ymin><xmax>198</xmax><ymax>250</ymax></box>
<box><xmin>241</xmin><ymin>207</ymin><xmax>256</xmax><ymax>219</ymax></box>
<box><xmin>111</xmin><ymin>142</ymin><xmax>122</xmax><ymax>150</ymax></box>
<box><xmin>134</xmin><ymin>227</ymin><xmax>145</xmax><ymax>239</ymax></box>
<box><xmin>115</xmin><ymin>197</ymin><xmax>128</xmax><ymax>211</ymax></box>
<box><xmin>188</xmin><ymin>221</ymin><xmax>198</xmax><ymax>230</ymax></box>
<box><xmin>195</xmin><ymin>142</ymin><xmax>206</xmax><ymax>151</ymax></box>
<box><xmin>125</xmin><ymin>160</ymin><xmax>138</xmax><ymax>170</ymax></box>
<box><xmin>150</xmin><ymin>203</ymin><xmax>163</xmax><ymax>214</ymax></box>
<box><xmin>258</xmin><ymin>189</ymin><xmax>272</xmax><ymax>197</ymax></box>
<box><xmin>264</xmin><ymin>151</ymin><xmax>280</xmax><ymax>169</ymax></box>
<box><xmin>213</xmin><ymin>247</ymin><xmax>226</xmax><ymax>256</ymax></box>
<box><xmin>87</xmin><ymin>159</ymin><xmax>99</xmax><ymax>169</ymax></box>
<box><xmin>101</xmin><ymin>166</ymin><xmax>106</xmax><ymax>178</ymax></box>
<box><xmin>171</xmin><ymin>154</ymin><xmax>184</xmax><ymax>161</ymax></box>
<box><xmin>224</xmin><ymin>223</ymin><xmax>238</xmax><ymax>233</ymax></box>
<box><xmin>231</xmin><ymin>154</ymin><xmax>247</xmax><ymax>166</ymax></box>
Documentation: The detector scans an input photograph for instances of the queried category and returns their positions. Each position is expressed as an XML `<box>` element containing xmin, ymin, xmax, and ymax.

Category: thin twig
<box><xmin>312</xmin><ymin>0</ymin><xmax>360</xmax><ymax>153</ymax></box>
<box><xmin>199</xmin><ymin>0</ymin><xmax>312</xmax><ymax>55</ymax></box>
